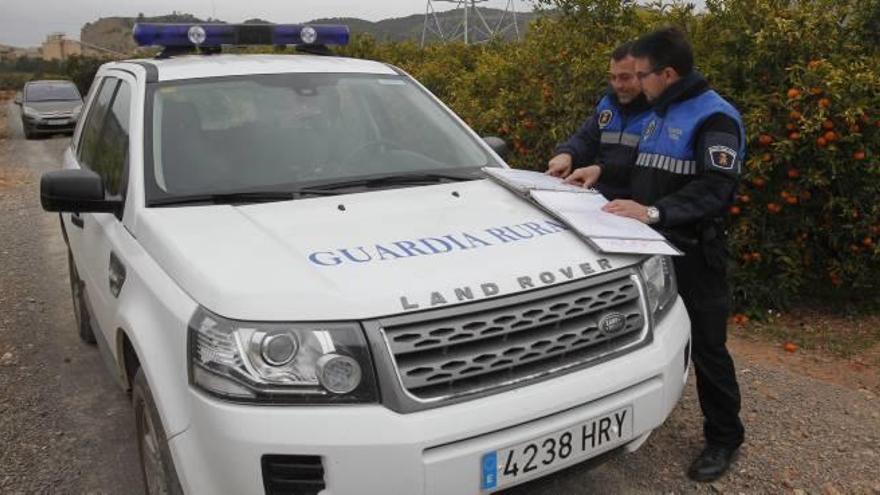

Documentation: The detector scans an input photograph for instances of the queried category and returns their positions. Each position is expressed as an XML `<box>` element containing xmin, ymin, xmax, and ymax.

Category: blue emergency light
<box><xmin>132</xmin><ymin>23</ymin><xmax>350</xmax><ymax>48</ymax></box>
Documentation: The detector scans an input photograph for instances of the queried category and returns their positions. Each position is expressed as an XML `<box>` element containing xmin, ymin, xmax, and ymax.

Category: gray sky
<box><xmin>2</xmin><ymin>0</ymin><xmax>533</xmax><ymax>47</ymax></box>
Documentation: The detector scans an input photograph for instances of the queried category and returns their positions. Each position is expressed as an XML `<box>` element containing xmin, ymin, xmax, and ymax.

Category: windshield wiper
<box><xmin>150</xmin><ymin>172</ymin><xmax>482</xmax><ymax>206</ymax></box>
<box><xmin>150</xmin><ymin>190</ymin><xmax>300</xmax><ymax>206</ymax></box>
<box><xmin>296</xmin><ymin>171</ymin><xmax>479</xmax><ymax>194</ymax></box>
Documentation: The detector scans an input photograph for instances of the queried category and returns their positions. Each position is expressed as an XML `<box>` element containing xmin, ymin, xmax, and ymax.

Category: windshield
<box><xmin>25</xmin><ymin>82</ymin><xmax>81</xmax><ymax>102</ymax></box>
<box><xmin>145</xmin><ymin>73</ymin><xmax>498</xmax><ymax>200</ymax></box>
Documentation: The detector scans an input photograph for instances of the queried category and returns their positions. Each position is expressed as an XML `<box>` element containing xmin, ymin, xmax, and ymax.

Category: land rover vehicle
<box><xmin>40</xmin><ymin>23</ymin><xmax>691</xmax><ymax>495</ymax></box>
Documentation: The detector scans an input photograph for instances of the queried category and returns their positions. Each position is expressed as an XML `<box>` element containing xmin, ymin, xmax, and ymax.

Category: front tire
<box><xmin>133</xmin><ymin>369</ymin><xmax>184</xmax><ymax>495</ymax></box>
<box><xmin>68</xmin><ymin>250</ymin><xmax>96</xmax><ymax>344</ymax></box>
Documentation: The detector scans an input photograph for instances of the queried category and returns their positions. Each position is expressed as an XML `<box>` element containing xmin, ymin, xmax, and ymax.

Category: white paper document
<box><xmin>530</xmin><ymin>190</ymin><xmax>666</xmax><ymax>241</ymax></box>
<box><xmin>482</xmin><ymin>168</ymin><xmax>680</xmax><ymax>255</ymax></box>
<box><xmin>482</xmin><ymin>167</ymin><xmax>597</xmax><ymax>194</ymax></box>
<box><xmin>590</xmin><ymin>238</ymin><xmax>681</xmax><ymax>256</ymax></box>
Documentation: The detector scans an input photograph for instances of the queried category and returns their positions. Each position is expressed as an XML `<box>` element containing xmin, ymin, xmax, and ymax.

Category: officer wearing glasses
<box><xmin>566</xmin><ymin>27</ymin><xmax>746</xmax><ymax>482</ymax></box>
<box><xmin>546</xmin><ymin>42</ymin><xmax>651</xmax><ymax>200</ymax></box>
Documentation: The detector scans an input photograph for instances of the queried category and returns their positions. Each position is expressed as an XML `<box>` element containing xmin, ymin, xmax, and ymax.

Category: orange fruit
<box><xmin>818</xmin><ymin>98</ymin><xmax>831</xmax><ymax>108</ymax></box>
<box><xmin>789</xmin><ymin>110</ymin><xmax>802</xmax><ymax>120</ymax></box>
<box><xmin>787</xmin><ymin>168</ymin><xmax>800</xmax><ymax>179</ymax></box>
<box><xmin>752</xmin><ymin>177</ymin><xmax>766</xmax><ymax>188</ymax></box>
<box><xmin>786</xmin><ymin>88</ymin><xmax>801</xmax><ymax>99</ymax></box>
<box><xmin>823</xmin><ymin>131</ymin><xmax>837</xmax><ymax>142</ymax></box>
<box><xmin>816</xmin><ymin>136</ymin><xmax>826</xmax><ymax>147</ymax></box>
<box><xmin>785</xmin><ymin>196</ymin><xmax>798</xmax><ymax>205</ymax></box>
<box><xmin>786</xmin><ymin>122</ymin><xmax>797</xmax><ymax>131</ymax></box>
<box><xmin>807</xmin><ymin>60</ymin><xmax>821</xmax><ymax>69</ymax></box>
<box><xmin>739</xmin><ymin>194</ymin><xmax>751</xmax><ymax>203</ymax></box>
<box><xmin>822</xmin><ymin>119</ymin><xmax>834</xmax><ymax>130</ymax></box>
<box><xmin>853</xmin><ymin>150</ymin><xmax>866</xmax><ymax>161</ymax></box>
<box><xmin>783</xmin><ymin>342</ymin><xmax>798</xmax><ymax>353</ymax></box>
<box><xmin>761</xmin><ymin>153</ymin><xmax>772</xmax><ymax>162</ymax></box>
<box><xmin>862</xmin><ymin>237</ymin><xmax>874</xmax><ymax>247</ymax></box>
<box><xmin>789</xmin><ymin>131</ymin><xmax>801</xmax><ymax>140</ymax></box>
<box><xmin>758</xmin><ymin>134</ymin><xmax>774</xmax><ymax>146</ymax></box>
<box><xmin>809</xmin><ymin>87</ymin><xmax>823</xmax><ymax>96</ymax></box>
<box><xmin>730</xmin><ymin>206</ymin><xmax>741</xmax><ymax>215</ymax></box>
<box><xmin>849</xmin><ymin>124</ymin><xmax>861</xmax><ymax>134</ymax></box>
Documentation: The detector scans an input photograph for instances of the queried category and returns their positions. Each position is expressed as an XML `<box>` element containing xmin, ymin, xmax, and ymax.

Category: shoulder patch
<box><xmin>708</xmin><ymin>145</ymin><xmax>737</xmax><ymax>170</ymax></box>
<box><xmin>598</xmin><ymin>110</ymin><xmax>613</xmax><ymax>129</ymax></box>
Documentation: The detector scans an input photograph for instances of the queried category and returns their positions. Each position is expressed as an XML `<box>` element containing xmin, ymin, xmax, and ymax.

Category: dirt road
<box><xmin>0</xmin><ymin>100</ymin><xmax>877</xmax><ymax>494</ymax></box>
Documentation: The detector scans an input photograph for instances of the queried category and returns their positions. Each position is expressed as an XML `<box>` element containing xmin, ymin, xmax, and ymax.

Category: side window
<box><xmin>78</xmin><ymin>77</ymin><xmax>118</xmax><ymax>168</ymax></box>
<box><xmin>93</xmin><ymin>82</ymin><xmax>131</xmax><ymax>196</ymax></box>
<box><xmin>77</xmin><ymin>77</ymin><xmax>132</xmax><ymax>197</ymax></box>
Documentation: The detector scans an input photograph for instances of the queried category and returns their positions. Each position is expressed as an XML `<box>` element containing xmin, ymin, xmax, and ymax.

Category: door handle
<box><xmin>71</xmin><ymin>213</ymin><xmax>84</xmax><ymax>228</ymax></box>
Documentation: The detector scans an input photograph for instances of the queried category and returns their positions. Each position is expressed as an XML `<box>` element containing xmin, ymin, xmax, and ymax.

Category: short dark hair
<box><xmin>611</xmin><ymin>41</ymin><xmax>633</xmax><ymax>62</ymax></box>
<box><xmin>631</xmin><ymin>27</ymin><xmax>694</xmax><ymax>76</ymax></box>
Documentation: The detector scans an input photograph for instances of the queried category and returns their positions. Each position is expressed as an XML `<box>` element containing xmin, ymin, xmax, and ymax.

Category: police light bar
<box><xmin>132</xmin><ymin>23</ymin><xmax>350</xmax><ymax>48</ymax></box>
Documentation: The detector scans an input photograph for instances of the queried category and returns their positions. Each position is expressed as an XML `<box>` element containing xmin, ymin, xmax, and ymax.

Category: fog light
<box><xmin>316</xmin><ymin>354</ymin><xmax>361</xmax><ymax>394</ymax></box>
<box><xmin>261</xmin><ymin>332</ymin><xmax>298</xmax><ymax>366</ymax></box>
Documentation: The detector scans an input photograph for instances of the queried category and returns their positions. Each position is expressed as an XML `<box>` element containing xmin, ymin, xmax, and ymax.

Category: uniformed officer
<box><xmin>565</xmin><ymin>27</ymin><xmax>746</xmax><ymax>482</ymax></box>
<box><xmin>546</xmin><ymin>41</ymin><xmax>651</xmax><ymax>199</ymax></box>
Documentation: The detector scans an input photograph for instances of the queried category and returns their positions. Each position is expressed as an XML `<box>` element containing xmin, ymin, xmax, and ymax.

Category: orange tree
<box><xmin>338</xmin><ymin>0</ymin><xmax>880</xmax><ymax>312</ymax></box>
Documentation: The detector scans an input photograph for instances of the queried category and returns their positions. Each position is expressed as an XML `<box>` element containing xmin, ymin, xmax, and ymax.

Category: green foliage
<box><xmin>339</xmin><ymin>0</ymin><xmax>880</xmax><ymax>311</ymax></box>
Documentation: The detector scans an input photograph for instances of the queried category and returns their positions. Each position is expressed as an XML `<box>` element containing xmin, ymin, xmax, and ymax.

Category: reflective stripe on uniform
<box><xmin>600</xmin><ymin>131</ymin><xmax>640</xmax><ymax>148</ymax></box>
<box><xmin>635</xmin><ymin>153</ymin><xmax>698</xmax><ymax>176</ymax></box>
<box><xmin>620</xmin><ymin>133</ymin><xmax>641</xmax><ymax>147</ymax></box>
<box><xmin>600</xmin><ymin>131</ymin><xmax>621</xmax><ymax>144</ymax></box>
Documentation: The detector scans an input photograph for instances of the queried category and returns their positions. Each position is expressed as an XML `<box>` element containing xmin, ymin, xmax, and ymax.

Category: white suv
<box><xmin>40</xmin><ymin>23</ymin><xmax>690</xmax><ymax>495</ymax></box>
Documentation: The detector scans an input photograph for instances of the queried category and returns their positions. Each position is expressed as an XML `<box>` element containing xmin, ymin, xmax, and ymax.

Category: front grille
<box><xmin>261</xmin><ymin>455</ymin><xmax>325</xmax><ymax>495</ymax></box>
<box><xmin>382</xmin><ymin>270</ymin><xmax>648</xmax><ymax>401</ymax></box>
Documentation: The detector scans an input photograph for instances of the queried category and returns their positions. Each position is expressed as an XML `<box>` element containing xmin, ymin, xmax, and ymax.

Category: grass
<box><xmin>731</xmin><ymin>309</ymin><xmax>880</xmax><ymax>362</ymax></box>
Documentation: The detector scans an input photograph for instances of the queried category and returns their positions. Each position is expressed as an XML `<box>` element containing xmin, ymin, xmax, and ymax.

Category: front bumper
<box><xmin>170</xmin><ymin>298</ymin><xmax>690</xmax><ymax>495</ymax></box>
<box><xmin>22</xmin><ymin>116</ymin><xmax>77</xmax><ymax>134</ymax></box>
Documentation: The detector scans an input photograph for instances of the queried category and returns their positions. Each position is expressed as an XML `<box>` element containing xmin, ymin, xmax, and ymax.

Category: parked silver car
<box><xmin>15</xmin><ymin>80</ymin><xmax>83</xmax><ymax>139</ymax></box>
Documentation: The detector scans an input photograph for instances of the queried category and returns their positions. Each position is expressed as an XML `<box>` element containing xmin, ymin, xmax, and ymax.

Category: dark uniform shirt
<box><xmin>602</xmin><ymin>73</ymin><xmax>742</xmax><ymax>244</ymax></box>
<box><xmin>555</xmin><ymin>91</ymin><xmax>651</xmax><ymax>199</ymax></box>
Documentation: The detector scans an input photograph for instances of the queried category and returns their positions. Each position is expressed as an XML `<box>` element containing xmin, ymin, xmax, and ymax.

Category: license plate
<box><xmin>480</xmin><ymin>406</ymin><xmax>633</xmax><ymax>491</ymax></box>
<box><xmin>47</xmin><ymin>119</ymin><xmax>68</xmax><ymax>126</ymax></box>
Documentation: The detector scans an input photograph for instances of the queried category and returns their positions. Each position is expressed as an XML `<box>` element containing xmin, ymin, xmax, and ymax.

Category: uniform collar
<box><xmin>650</xmin><ymin>72</ymin><xmax>710</xmax><ymax>117</ymax></box>
<box><xmin>607</xmin><ymin>90</ymin><xmax>650</xmax><ymax>115</ymax></box>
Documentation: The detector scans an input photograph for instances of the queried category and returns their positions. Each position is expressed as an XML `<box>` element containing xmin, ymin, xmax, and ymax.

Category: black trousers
<box><xmin>673</xmin><ymin>241</ymin><xmax>745</xmax><ymax>449</ymax></box>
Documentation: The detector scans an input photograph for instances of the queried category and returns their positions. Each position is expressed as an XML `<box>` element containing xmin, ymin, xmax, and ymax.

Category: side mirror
<box><xmin>41</xmin><ymin>169</ymin><xmax>121</xmax><ymax>214</ymax></box>
<box><xmin>482</xmin><ymin>136</ymin><xmax>509</xmax><ymax>161</ymax></box>
<box><xmin>14</xmin><ymin>93</ymin><xmax>22</xmax><ymax>105</ymax></box>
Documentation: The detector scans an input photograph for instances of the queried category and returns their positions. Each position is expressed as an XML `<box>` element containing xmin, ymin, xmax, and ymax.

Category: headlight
<box><xmin>188</xmin><ymin>307</ymin><xmax>378</xmax><ymax>403</ymax></box>
<box><xmin>22</xmin><ymin>106</ymin><xmax>41</xmax><ymax>119</ymax></box>
<box><xmin>640</xmin><ymin>255</ymin><xmax>677</xmax><ymax>321</ymax></box>
<box><xmin>71</xmin><ymin>104</ymin><xmax>83</xmax><ymax>118</ymax></box>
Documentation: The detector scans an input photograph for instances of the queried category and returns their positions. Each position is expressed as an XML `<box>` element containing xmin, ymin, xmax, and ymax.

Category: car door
<box><xmin>63</xmin><ymin>76</ymin><xmax>116</xmax><ymax>286</ymax></box>
<box><xmin>72</xmin><ymin>73</ymin><xmax>135</xmax><ymax>345</ymax></box>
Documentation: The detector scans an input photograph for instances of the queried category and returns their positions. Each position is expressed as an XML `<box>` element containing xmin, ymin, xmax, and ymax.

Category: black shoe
<box><xmin>687</xmin><ymin>445</ymin><xmax>738</xmax><ymax>482</ymax></box>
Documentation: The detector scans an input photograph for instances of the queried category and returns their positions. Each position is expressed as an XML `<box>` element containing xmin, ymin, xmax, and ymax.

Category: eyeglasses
<box><xmin>635</xmin><ymin>66</ymin><xmax>667</xmax><ymax>80</ymax></box>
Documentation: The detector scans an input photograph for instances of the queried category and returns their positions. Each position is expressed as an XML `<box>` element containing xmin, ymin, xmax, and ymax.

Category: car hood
<box><xmin>136</xmin><ymin>180</ymin><xmax>644</xmax><ymax>321</ymax></box>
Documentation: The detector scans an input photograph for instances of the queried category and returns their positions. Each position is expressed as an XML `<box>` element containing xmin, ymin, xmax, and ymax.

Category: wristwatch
<box><xmin>646</xmin><ymin>206</ymin><xmax>661</xmax><ymax>225</ymax></box>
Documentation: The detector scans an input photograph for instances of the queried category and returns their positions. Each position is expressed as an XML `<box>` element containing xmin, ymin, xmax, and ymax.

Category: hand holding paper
<box><xmin>563</xmin><ymin>165</ymin><xmax>602</xmax><ymax>189</ymax></box>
